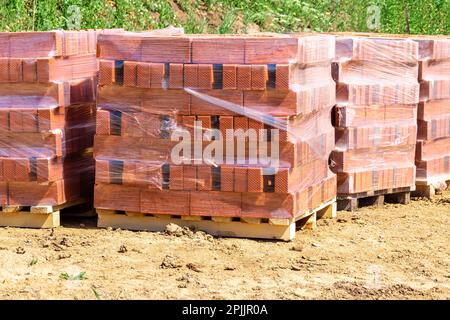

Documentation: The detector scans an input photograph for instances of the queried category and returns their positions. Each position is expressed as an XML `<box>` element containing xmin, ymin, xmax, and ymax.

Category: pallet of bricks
<box><xmin>94</xmin><ymin>32</ymin><xmax>337</xmax><ymax>241</ymax></box>
<box><xmin>0</xmin><ymin>30</ymin><xmax>101</xmax><ymax>228</ymax></box>
<box><xmin>413</xmin><ymin>36</ymin><xmax>450</xmax><ymax>197</ymax></box>
<box><xmin>330</xmin><ymin>34</ymin><xmax>420</xmax><ymax>211</ymax></box>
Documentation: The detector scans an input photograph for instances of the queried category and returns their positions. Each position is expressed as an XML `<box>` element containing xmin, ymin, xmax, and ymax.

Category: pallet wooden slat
<box><xmin>97</xmin><ymin>198</ymin><xmax>337</xmax><ymax>241</ymax></box>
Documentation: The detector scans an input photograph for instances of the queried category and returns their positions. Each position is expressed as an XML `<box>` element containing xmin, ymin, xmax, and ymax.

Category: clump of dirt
<box><xmin>186</xmin><ymin>263</ymin><xmax>203</xmax><ymax>273</ymax></box>
<box><xmin>165</xmin><ymin>223</ymin><xmax>191</xmax><ymax>237</ymax></box>
<box><xmin>160</xmin><ymin>254</ymin><xmax>183</xmax><ymax>269</ymax></box>
<box><xmin>176</xmin><ymin>273</ymin><xmax>201</xmax><ymax>288</ymax></box>
<box><xmin>165</xmin><ymin>223</ymin><xmax>214</xmax><ymax>242</ymax></box>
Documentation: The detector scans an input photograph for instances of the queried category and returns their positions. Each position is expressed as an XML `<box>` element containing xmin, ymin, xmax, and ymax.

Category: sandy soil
<box><xmin>0</xmin><ymin>190</ymin><xmax>448</xmax><ymax>300</ymax></box>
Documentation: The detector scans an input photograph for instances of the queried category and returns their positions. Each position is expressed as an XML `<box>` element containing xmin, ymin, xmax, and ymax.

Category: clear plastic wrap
<box><xmin>414</xmin><ymin>36</ymin><xmax>450</xmax><ymax>183</ymax></box>
<box><xmin>0</xmin><ymin>31</ymin><xmax>100</xmax><ymax>206</ymax></box>
<box><xmin>331</xmin><ymin>34</ymin><xmax>419</xmax><ymax>195</ymax></box>
<box><xmin>0</xmin><ymin>29</ymin><xmax>122</xmax><ymax>58</ymax></box>
<box><xmin>94</xmin><ymin>32</ymin><xmax>336</xmax><ymax>220</ymax></box>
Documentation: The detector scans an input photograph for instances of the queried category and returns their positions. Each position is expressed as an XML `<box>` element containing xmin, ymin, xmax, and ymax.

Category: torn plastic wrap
<box><xmin>331</xmin><ymin>35</ymin><xmax>420</xmax><ymax>195</ymax></box>
<box><xmin>0</xmin><ymin>31</ymin><xmax>100</xmax><ymax>206</ymax></box>
<box><xmin>414</xmin><ymin>37</ymin><xmax>450</xmax><ymax>185</ymax></box>
<box><xmin>94</xmin><ymin>32</ymin><xmax>337</xmax><ymax>219</ymax></box>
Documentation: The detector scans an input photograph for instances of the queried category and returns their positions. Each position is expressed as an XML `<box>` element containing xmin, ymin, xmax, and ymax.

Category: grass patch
<box><xmin>0</xmin><ymin>1</ymin><xmax>447</xmax><ymax>34</ymax></box>
<box><xmin>60</xmin><ymin>271</ymin><xmax>88</xmax><ymax>281</ymax></box>
<box><xmin>28</xmin><ymin>258</ymin><xmax>38</xmax><ymax>267</ymax></box>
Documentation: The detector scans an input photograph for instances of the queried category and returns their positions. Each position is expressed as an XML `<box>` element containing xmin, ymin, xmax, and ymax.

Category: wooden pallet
<box><xmin>96</xmin><ymin>198</ymin><xmax>337</xmax><ymax>241</ymax></box>
<box><xmin>337</xmin><ymin>187</ymin><xmax>413</xmax><ymax>211</ymax></box>
<box><xmin>413</xmin><ymin>177</ymin><xmax>450</xmax><ymax>198</ymax></box>
<box><xmin>0</xmin><ymin>198</ymin><xmax>90</xmax><ymax>228</ymax></box>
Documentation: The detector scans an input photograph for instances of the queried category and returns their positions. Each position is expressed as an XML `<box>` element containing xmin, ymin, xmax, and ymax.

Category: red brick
<box><xmin>95</xmin><ymin>160</ymin><xmax>110</xmax><ymax>184</ymax></box>
<box><xmin>237</xmin><ymin>65</ymin><xmax>251</xmax><ymax>90</ymax></box>
<box><xmin>99</xmin><ymin>60</ymin><xmax>115</xmax><ymax>86</ymax></box>
<box><xmin>190</xmin><ymin>90</ymin><xmax>244</xmax><ymax>116</ymax></box>
<box><xmin>184</xmin><ymin>64</ymin><xmax>198</xmax><ymax>87</ymax></box>
<box><xmin>36</xmin><ymin>58</ymin><xmax>52</xmax><ymax>83</ymax></box>
<box><xmin>182</xmin><ymin>115</ymin><xmax>196</xmax><ymax>140</ymax></box>
<box><xmin>198</xmin><ymin>64</ymin><xmax>213</xmax><ymax>89</ymax></box>
<box><xmin>190</xmin><ymin>191</ymin><xmax>241</xmax><ymax>216</ymax></box>
<box><xmin>197</xmin><ymin>115</ymin><xmax>212</xmax><ymax>140</ymax></box>
<box><xmin>183</xmin><ymin>165</ymin><xmax>197</xmax><ymax>191</ymax></box>
<box><xmin>3</xmin><ymin>159</ymin><xmax>15</xmax><ymax>181</ymax></box>
<box><xmin>14</xmin><ymin>159</ymin><xmax>31</xmax><ymax>181</ymax></box>
<box><xmin>241</xmin><ymin>192</ymin><xmax>293</xmax><ymax>219</ymax></box>
<box><xmin>222</xmin><ymin>64</ymin><xmax>237</xmax><ymax>89</ymax></box>
<box><xmin>234</xmin><ymin>167</ymin><xmax>247</xmax><ymax>192</ymax></box>
<box><xmin>9</xmin><ymin>111</ymin><xmax>23</xmax><ymax>132</ymax></box>
<box><xmin>22</xmin><ymin>109</ymin><xmax>38</xmax><ymax>132</ymax></box>
<box><xmin>96</xmin><ymin>109</ymin><xmax>111</xmax><ymax>135</ymax></box>
<box><xmin>220</xmin><ymin>165</ymin><xmax>234</xmax><ymax>192</ymax></box>
<box><xmin>219</xmin><ymin>116</ymin><xmax>233</xmax><ymax>140</ymax></box>
<box><xmin>276</xmin><ymin>64</ymin><xmax>290</xmax><ymax>90</ymax></box>
<box><xmin>197</xmin><ymin>166</ymin><xmax>212</xmax><ymax>191</ymax></box>
<box><xmin>9</xmin><ymin>58</ymin><xmax>23</xmax><ymax>82</ymax></box>
<box><xmin>123</xmin><ymin>61</ymin><xmax>137</xmax><ymax>87</ymax></box>
<box><xmin>141</xmin><ymin>190</ymin><xmax>189</xmax><ymax>215</ymax></box>
<box><xmin>122</xmin><ymin>161</ymin><xmax>137</xmax><ymax>186</ymax></box>
<box><xmin>191</xmin><ymin>38</ymin><xmax>245</xmax><ymax>64</ymax></box>
<box><xmin>0</xmin><ymin>110</ymin><xmax>9</xmax><ymax>132</ymax></box>
<box><xmin>169</xmin><ymin>165</ymin><xmax>183</xmax><ymax>190</ymax></box>
<box><xmin>22</xmin><ymin>59</ymin><xmax>37</xmax><ymax>82</ymax></box>
<box><xmin>169</xmin><ymin>63</ymin><xmax>184</xmax><ymax>88</ymax></box>
<box><xmin>247</xmin><ymin>167</ymin><xmax>263</xmax><ymax>192</ymax></box>
<box><xmin>275</xmin><ymin>168</ymin><xmax>289</xmax><ymax>193</ymax></box>
<box><xmin>38</xmin><ymin>108</ymin><xmax>64</xmax><ymax>131</ymax></box>
<box><xmin>0</xmin><ymin>59</ymin><xmax>8</xmax><ymax>82</ymax></box>
<box><xmin>149</xmin><ymin>63</ymin><xmax>165</xmax><ymax>88</ymax></box>
<box><xmin>136</xmin><ymin>62</ymin><xmax>151</xmax><ymax>88</ymax></box>
<box><xmin>0</xmin><ymin>182</ymin><xmax>7</xmax><ymax>205</ymax></box>
<box><xmin>251</xmin><ymin>65</ymin><xmax>268</xmax><ymax>90</ymax></box>
<box><xmin>94</xmin><ymin>184</ymin><xmax>140</xmax><ymax>212</ymax></box>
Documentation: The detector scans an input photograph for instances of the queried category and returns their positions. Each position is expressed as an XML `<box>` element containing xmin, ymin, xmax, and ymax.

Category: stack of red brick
<box><xmin>331</xmin><ymin>35</ymin><xmax>419</xmax><ymax>196</ymax></box>
<box><xmin>0</xmin><ymin>31</ymin><xmax>99</xmax><ymax>206</ymax></box>
<box><xmin>94</xmin><ymin>33</ymin><xmax>336</xmax><ymax>225</ymax></box>
<box><xmin>415</xmin><ymin>37</ymin><xmax>450</xmax><ymax>186</ymax></box>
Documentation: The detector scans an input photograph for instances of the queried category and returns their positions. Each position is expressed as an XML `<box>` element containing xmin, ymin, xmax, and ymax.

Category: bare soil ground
<box><xmin>0</xmin><ymin>190</ymin><xmax>448</xmax><ymax>300</ymax></box>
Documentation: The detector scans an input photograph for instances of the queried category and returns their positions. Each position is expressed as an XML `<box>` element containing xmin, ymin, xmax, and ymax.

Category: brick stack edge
<box><xmin>415</xmin><ymin>37</ymin><xmax>450</xmax><ymax>185</ymax></box>
<box><xmin>331</xmin><ymin>35</ymin><xmax>420</xmax><ymax>195</ymax></box>
<box><xmin>0</xmin><ymin>31</ymin><xmax>103</xmax><ymax>206</ymax></box>
<box><xmin>1</xmin><ymin>30</ymin><xmax>445</xmax><ymax>223</ymax></box>
<box><xmin>94</xmin><ymin>33</ymin><xmax>337</xmax><ymax>219</ymax></box>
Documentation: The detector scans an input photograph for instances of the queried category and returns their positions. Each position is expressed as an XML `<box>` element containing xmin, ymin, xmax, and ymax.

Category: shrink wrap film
<box><xmin>332</xmin><ymin>34</ymin><xmax>420</xmax><ymax>195</ymax></box>
<box><xmin>94</xmin><ymin>31</ymin><xmax>337</xmax><ymax>219</ymax></box>
<box><xmin>0</xmin><ymin>30</ymin><xmax>110</xmax><ymax>206</ymax></box>
<box><xmin>414</xmin><ymin>36</ymin><xmax>450</xmax><ymax>184</ymax></box>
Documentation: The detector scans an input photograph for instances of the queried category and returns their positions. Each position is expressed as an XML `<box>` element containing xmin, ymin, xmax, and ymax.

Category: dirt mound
<box><xmin>165</xmin><ymin>223</ymin><xmax>214</xmax><ymax>242</ymax></box>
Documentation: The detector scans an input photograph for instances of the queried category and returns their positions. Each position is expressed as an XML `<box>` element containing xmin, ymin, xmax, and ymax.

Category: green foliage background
<box><xmin>0</xmin><ymin>0</ymin><xmax>448</xmax><ymax>34</ymax></box>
